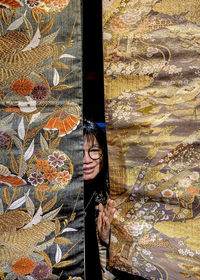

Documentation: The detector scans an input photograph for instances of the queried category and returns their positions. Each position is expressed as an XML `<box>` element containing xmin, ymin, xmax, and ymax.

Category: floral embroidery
<box><xmin>27</xmin><ymin>149</ymin><xmax>73</xmax><ymax>191</ymax></box>
<box><xmin>18</xmin><ymin>96</ymin><xmax>37</xmax><ymax>113</ymax></box>
<box><xmin>28</xmin><ymin>172</ymin><xmax>44</xmax><ymax>186</ymax></box>
<box><xmin>10</xmin><ymin>78</ymin><xmax>35</xmax><ymax>96</ymax></box>
<box><xmin>11</xmin><ymin>258</ymin><xmax>36</xmax><ymax>275</ymax></box>
<box><xmin>0</xmin><ymin>131</ymin><xmax>11</xmax><ymax>147</ymax></box>
<box><xmin>44</xmin><ymin>168</ymin><xmax>58</xmax><ymax>181</ymax></box>
<box><xmin>56</xmin><ymin>170</ymin><xmax>71</xmax><ymax>184</ymax></box>
<box><xmin>30</xmin><ymin>83</ymin><xmax>51</xmax><ymax>101</ymax></box>
<box><xmin>25</xmin><ymin>0</ymin><xmax>40</xmax><ymax>7</ymax></box>
<box><xmin>35</xmin><ymin>159</ymin><xmax>50</xmax><ymax>172</ymax></box>
<box><xmin>30</xmin><ymin>261</ymin><xmax>51</xmax><ymax>279</ymax></box>
<box><xmin>48</xmin><ymin>151</ymin><xmax>66</xmax><ymax>167</ymax></box>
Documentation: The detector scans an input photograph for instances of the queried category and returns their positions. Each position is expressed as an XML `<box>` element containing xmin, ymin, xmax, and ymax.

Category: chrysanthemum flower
<box><xmin>31</xmin><ymin>261</ymin><xmax>51</xmax><ymax>279</ymax></box>
<box><xmin>10</xmin><ymin>78</ymin><xmax>35</xmax><ymax>96</ymax></box>
<box><xmin>11</xmin><ymin>257</ymin><xmax>36</xmax><ymax>275</ymax></box>
<box><xmin>30</xmin><ymin>83</ymin><xmax>51</xmax><ymax>101</ymax></box>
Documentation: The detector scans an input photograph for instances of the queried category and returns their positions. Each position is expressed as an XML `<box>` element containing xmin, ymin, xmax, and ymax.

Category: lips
<box><xmin>83</xmin><ymin>167</ymin><xmax>95</xmax><ymax>174</ymax></box>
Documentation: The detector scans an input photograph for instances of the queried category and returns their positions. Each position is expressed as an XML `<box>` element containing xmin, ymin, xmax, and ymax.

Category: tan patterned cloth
<box><xmin>103</xmin><ymin>0</ymin><xmax>200</xmax><ymax>279</ymax></box>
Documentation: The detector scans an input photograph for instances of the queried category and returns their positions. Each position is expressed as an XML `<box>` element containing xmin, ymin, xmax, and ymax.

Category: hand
<box><xmin>97</xmin><ymin>199</ymin><xmax>116</xmax><ymax>245</ymax></box>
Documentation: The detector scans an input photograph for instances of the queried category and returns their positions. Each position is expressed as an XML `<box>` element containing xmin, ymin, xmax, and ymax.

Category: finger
<box><xmin>98</xmin><ymin>203</ymin><xmax>104</xmax><ymax>213</ymax></box>
<box><xmin>105</xmin><ymin>200</ymin><xmax>116</xmax><ymax>221</ymax></box>
<box><xmin>100</xmin><ymin>217</ymin><xmax>110</xmax><ymax>244</ymax></box>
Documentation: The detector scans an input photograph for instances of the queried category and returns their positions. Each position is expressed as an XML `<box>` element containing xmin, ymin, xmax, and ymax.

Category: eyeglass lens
<box><xmin>84</xmin><ymin>145</ymin><xmax>102</xmax><ymax>160</ymax></box>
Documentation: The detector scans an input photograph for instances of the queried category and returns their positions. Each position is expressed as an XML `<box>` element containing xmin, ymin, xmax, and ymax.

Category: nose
<box><xmin>83</xmin><ymin>150</ymin><xmax>92</xmax><ymax>164</ymax></box>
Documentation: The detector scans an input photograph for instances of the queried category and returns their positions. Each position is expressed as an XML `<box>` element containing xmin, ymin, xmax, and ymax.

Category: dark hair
<box><xmin>83</xmin><ymin>118</ymin><xmax>108</xmax><ymax>179</ymax></box>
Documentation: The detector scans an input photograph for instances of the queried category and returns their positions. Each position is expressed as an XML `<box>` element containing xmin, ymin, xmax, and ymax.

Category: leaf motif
<box><xmin>39</xmin><ymin>73</ymin><xmax>51</xmax><ymax>89</ymax></box>
<box><xmin>0</xmin><ymin>113</ymin><xmax>14</xmax><ymax>126</ymax></box>
<box><xmin>35</xmin><ymin>237</ymin><xmax>54</xmax><ymax>252</ymax></box>
<box><xmin>32</xmin><ymin>112</ymin><xmax>51</xmax><ymax>123</ymax></box>
<box><xmin>25</xmin><ymin>195</ymin><xmax>35</xmax><ymax>216</ymax></box>
<box><xmin>31</xmin><ymin>9</ymin><xmax>40</xmax><ymax>23</ymax></box>
<box><xmin>0</xmin><ymin>199</ymin><xmax>4</xmax><ymax>215</ymax></box>
<box><xmin>43</xmin><ymin>193</ymin><xmax>57</xmax><ymax>213</ymax></box>
<box><xmin>24</xmin><ymin>139</ymin><xmax>34</xmax><ymax>161</ymax></box>
<box><xmin>40</xmin><ymin>29</ymin><xmax>60</xmax><ymax>45</ymax></box>
<box><xmin>52</xmin><ymin>44</ymin><xmax>59</xmax><ymax>60</ymax></box>
<box><xmin>40</xmin><ymin>133</ymin><xmax>49</xmax><ymax>151</ymax></box>
<box><xmin>55</xmin><ymin>218</ymin><xmax>60</xmax><ymax>236</ymax></box>
<box><xmin>42</xmin><ymin>205</ymin><xmax>62</xmax><ymax>221</ymax></box>
<box><xmin>49</xmin><ymin>137</ymin><xmax>61</xmax><ymax>149</ymax></box>
<box><xmin>27</xmin><ymin>125</ymin><xmax>43</xmax><ymax>139</ymax></box>
<box><xmin>62</xmin><ymin>227</ymin><xmax>78</xmax><ymax>233</ymax></box>
<box><xmin>55</xmin><ymin>237</ymin><xmax>72</xmax><ymax>245</ymax></box>
<box><xmin>1</xmin><ymin>8</ymin><xmax>9</xmax><ymax>25</ymax></box>
<box><xmin>53</xmin><ymin>260</ymin><xmax>76</xmax><ymax>268</ymax></box>
<box><xmin>8</xmin><ymin>11</ymin><xmax>27</xmax><ymax>31</ymax></box>
<box><xmin>52</xmin><ymin>62</ymin><xmax>69</xmax><ymax>70</ymax></box>
<box><xmin>40</xmin><ymin>16</ymin><xmax>55</xmax><ymax>36</ymax></box>
<box><xmin>12</xmin><ymin>135</ymin><xmax>23</xmax><ymax>151</ymax></box>
<box><xmin>30</xmin><ymin>112</ymin><xmax>41</xmax><ymax>124</ymax></box>
<box><xmin>10</xmin><ymin>152</ymin><xmax>19</xmax><ymax>174</ymax></box>
<box><xmin>34</xmin><ymin>189</ymin><xmax>43</xmax><ymax>202</ymax></box>
<box><xmin>9</xmin><ymin>190</ymin><xmax>30</xmax><ymax>210</ymax></box>
<box><xmin>18</xmin><ymin>117</ymin><xmax>25</xmax><ymax>140</ymax></box>
<box><xmin>23</xmin><ymin>14</ymin><xmax>33</xmax><ymax>39</ymax></box>
<box><xmin>38</xmin><ymin>251</ymin><xmax>53</xmax><ymax>269</ymax></box>
<box><xmin>23</xmin><ymin>206</ymin><xmax>43</xmax><ymax>229</ymax></box>
<box><xmin>60</xmin><ymin>54</ymin><xmax>76</xmax><ymax>59</ymax></box>
<box><xmin>18</xmin><ymin>158</ymin><xmax>27</xmax><ymax>177</ymax></box>
<box><xmin>2</xmin><ymin>188</ymin><xmax>10</xmax><ymax>205</ymax></box>
<box><xmin>22</xmin><ymin>28</ymin><xmax>41</xmax><ymax>52</ymax></box>
<box><xmin>51</xmin><ymin>85</ymin><xmax>73</xmax><ymax>91</ymax></box>
<box><xmin>55</xmin><ymin>244</ymin><xmax>62</xmax><ymax>264</ymax></box>
<box><xmin>53</xmin><ymin>69</ymin><xmax>60</xmax><ymax>86</ymax></box>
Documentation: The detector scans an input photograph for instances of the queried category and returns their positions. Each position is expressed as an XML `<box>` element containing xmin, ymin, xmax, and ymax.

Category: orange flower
<box><xmin>56</xmin><ymin>170</ymin><xmax>71</xmax><ymax>184</ymax></box>
<box><xmin>37</xmin><ymin>185</ymin><xmax>49</xmax><ymax>191</ymax></box>
<box><xmin>187</xmin><ymin>186</ymin><xmax>199</xmax><ymax>196</ymax></box>
<box><xmin>35</xmin><ymin>159</ymin><xmax>50</xmax><ymax>172</ymax></box>
<box><xmin>11</xmin><ymin>257</ymin><xmax>36</xmax><ymax>275</ymax></box>
<box><xmin>44</xmin><ymin>114</ymin><xmax>80</xmax><ymax>137</ymax></box>
<box><xmin>44</xmin><ymin>168</ymin><xmax>57</xmax><ymax>181</ymax></box>
<box><xmin>10</xmin><ymin>78</ymin><xmax>35</xmax><ymax>96</ymax></box>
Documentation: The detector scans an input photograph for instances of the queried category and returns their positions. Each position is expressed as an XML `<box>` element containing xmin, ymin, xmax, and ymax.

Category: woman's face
<box><xmin>83</xmin><ymin>135</ymin><xmax>103</xmax><ymax>182</ymax></box>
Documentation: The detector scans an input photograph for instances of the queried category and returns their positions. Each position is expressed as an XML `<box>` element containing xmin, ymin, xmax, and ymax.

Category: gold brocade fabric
<box><xmin>0</xmin><ymin>1</ymin><xmax>83</xmax><ymax>279</ymax></box>
<box><xmin>103</xmin><ymin>0</ymin><xmax>200</xmax><ymax>279</ymax></box>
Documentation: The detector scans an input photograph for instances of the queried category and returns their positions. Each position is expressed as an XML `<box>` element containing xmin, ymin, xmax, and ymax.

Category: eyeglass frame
<box><xmin>83</xmin><ymin>144</ymin><xmax>103</xmax><ymax>160</ymax></box>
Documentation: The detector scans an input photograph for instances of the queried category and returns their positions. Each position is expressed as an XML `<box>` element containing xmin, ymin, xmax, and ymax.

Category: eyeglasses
<box><xmin>83</xmin><ymin>145</ymin><xmax>103</xmax><ymax>160</ymax></box>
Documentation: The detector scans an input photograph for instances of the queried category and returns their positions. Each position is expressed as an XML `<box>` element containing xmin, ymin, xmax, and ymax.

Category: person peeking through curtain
<box><xmin>83</xmin><ymin>118</ymin><xmax>116</xmax><ymax>280</ymax></box>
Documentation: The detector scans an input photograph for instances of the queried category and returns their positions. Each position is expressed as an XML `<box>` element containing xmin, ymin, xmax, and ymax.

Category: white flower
<box><xmin>18</xmin><ymin>96</ymin><xmax>36</xmax><ymax>113</ymax></box>
<box><xmin>145</xmin><ymin>263</ymin><xmax>156</xmax><ymax>272</ymax></box>
<box><xmin>178</xmin><ymin>249</ymin><xmax>187</xmax><ymax>256</ymax></box>
<box><xmin>178</xmin><ymin>178</ymin><xmax>192</xmax><ymax>188</ymax></box>
<box><xmin>178</xmin><ymin>240</ymin><xmax>184</xmax><ymax>247</ymax></box>
<box><xmin>189</xmin><ymin>171</ymin><xmax>199</xmax><ymax>181</ymax></box>
<box><xmin>161</xmin><ymin>189</ymin><xmax>174</xmax><ymax>198</ymax></box>
<box><xmin>142</xmin><ymin>249</ymin><xmax>151</xmax><ymax>256</ymax></box>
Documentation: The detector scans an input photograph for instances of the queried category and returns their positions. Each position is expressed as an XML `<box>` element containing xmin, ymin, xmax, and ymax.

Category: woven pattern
<box><xmin>0</xmin><ymin>1</ymin><xmax>83</xmax><ymax>279</ymax></box>
<box><xmin>103</xmin><ymin>0</ymin><xmax>200</xmax><ymax>279</ymax></box>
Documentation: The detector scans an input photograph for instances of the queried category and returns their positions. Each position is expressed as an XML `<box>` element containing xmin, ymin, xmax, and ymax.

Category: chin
<box><xmin>84</xmin><ymin>175</ymin><xmax>95</xmax><ymax>181</ymax></box>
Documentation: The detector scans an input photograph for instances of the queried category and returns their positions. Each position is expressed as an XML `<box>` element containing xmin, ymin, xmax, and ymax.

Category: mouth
<box><xmin>83</xmin><ymin>167</ymin><xmax>95</xmax><ymax>175</ymax></box>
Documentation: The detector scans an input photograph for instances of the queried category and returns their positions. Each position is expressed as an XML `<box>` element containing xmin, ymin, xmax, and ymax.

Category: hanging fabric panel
<box><xmin>0</xmin><ymin>0</ymin><xmax>84</xmax><ymax>279</ymax></box>
<box><xmin>103</xmin><ymin>0</ymin><xmax>200</xmax><ymax>279</ymax></box>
